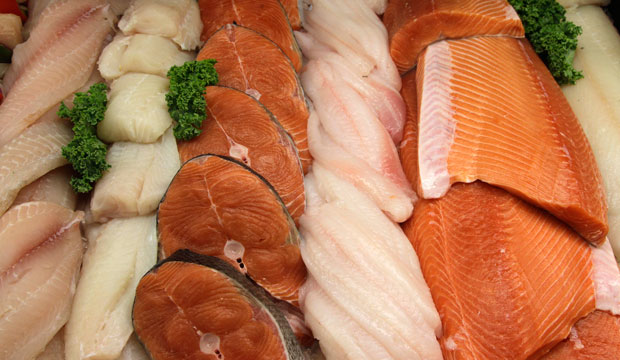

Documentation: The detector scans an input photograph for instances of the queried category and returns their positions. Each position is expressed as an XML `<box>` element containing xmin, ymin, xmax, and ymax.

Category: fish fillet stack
<box><xmin>63</xmin><ymin>1</ymin><xmax>202</xmax><ymax>359</ymax></box>
<box><xmin>384</xmin><ymin>0</ymin><xmax>620</xmax><ymax>358</ymax></box>
<box><xmin>295</xmin><ymin>0</ymin><xmax>443</xmax><ymax>359</ymax></box>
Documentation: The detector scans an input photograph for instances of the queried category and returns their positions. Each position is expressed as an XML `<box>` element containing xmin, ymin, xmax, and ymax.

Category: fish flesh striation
<box><xmin>280</xmin><ymin>0</ymin><xmax>303</xmax><ymax>30</ymax></box>
<box><xmin>383</xmin><ymin>0</ymin><xmax>524</xmax><ymax>73</ymax></box>
<box><xmin>64</xmin><ymin>215</ymin><xmax>157</xmax><ymax>360</ymax></box>
<box><xmin>399</xmin><ymin>70</ymin><xmax>420</xmax><ymax>189</ymax></box>
<box><xmin>299</xmin><ymin>165</ymin><xmax>442</xmax><ymax>360</ymax></box>
<box><xmin>98</xmin><ymin>33</ymin><xmax>194</xmax><ymax>81</ymax></box>
<box><xmin>90</xmin><ymin>128</ymin><xmax>180</xmax><ymax>222</ymax></box>
<box><xmin>412</xmin><ymin>36</ymin><xmax>607</xmax><ymax>244</ymax></box>
<box><xmin>301</xmin><ymin>0</ymin><xmax>401</xmax><ymax>91</ymax></box>
<box><xmin>562</xmin><ymin>5</ymin><xmax>620</xmax><ymax>259</ymax></box>
<box><xmin>12</xmin><ymin>167</ymin><xmax>77</xmax><ymax>211</ymax></box>
<box><xmin>198</xmin><ymin>24</ymin><xmax>311</xmax><ymax>173</ymax></box>
<box><xmin>0</xmin><ymin>118</ymin><xmax>73</xmax><ymax>217</ymax></box>
<box><xmin>0</xmin><ymin>0</ymin><xmax>113</xmax><ymax>147</ymax></box>
<box><xmin>118</xmin><ymin>0</ymin><xmax>202</xmax><ymax>51</ymax></box>
<box><xmin>178</xmin><ymin>86</ymin><xmax>305</xmax><ymax>223</ymax></box>
<box><xmin>198</xmin><ymin>0</ymin><xmax>302</xmax><ymax>71</ymax></box>
<box><xmin>403</xmin><ymin>181</ymin><xmax>620</xmax><ymax>359</ymax></box>
<box><xmin>0</xmin><ymin>202</ymin><xmax>83</xmax><ymax>360</ymax></box>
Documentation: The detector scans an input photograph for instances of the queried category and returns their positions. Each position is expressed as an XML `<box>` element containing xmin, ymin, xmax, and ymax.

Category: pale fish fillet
<box><xmin>0</xmin><ymin>14</ymin><xmax>22</xmax><ymax>49</ymax></box>
<box><xmin>36</xmin><ymin>328</ymin><xmax>65</xmax><ymax>360</ymax></box>
<box><xmin>362</xmin><ymin>0</ymin><xmax>387</xmax><ymax>15</ymax></box>
<box><xmin>98</xmin><ymin>73</ymin><xmax>172</xmax><ymax>143</ymax></box>
<box><xmin>115</xmin><ymin>334</ymin><xmax>149</xmax><ymax>360</ymax></box>
<box><xmin>0</xmin><ymin>0</ymin><xmax>114</xmax><ymax>147</ymax></box>
<box><xmin>299</xmin><ymin>171</ymin><xmax>442</xmax><ymax>359</ymax></box>
<box><xmin>563</xmin><ymin>5</ymin><xmax>620</xmax><ymax>260</ymax></box>
<box><xmin>98</xmin><ymin>33</ymin><xmax>194</xmax><ymax>81</ymax></box>
<box><xmin>118</xmin><ymin>0</ymin><xmax>202</xmax><ymax>50</ymax></box>
<box><xmin>12</xmin><ymin>167</ymin><xmax>77</xmax><ymax>210</ymax></box>
<box><xmin>0</xmin><ymin>118</ymin><xmax>73</xmax><ymax>217</ymax></box>
<box><xmin>65</xmin><ymin>215</ymin><xmax>158</xmax><ymax>360</ymax></box>
<box><xmin>301</xmin><ymin>0</ymin><xmax>401</xmax><ymax>90</ymax></box>
<box><xmin>23</xmin><ymin>0</ymin><xmax>58</xmax><ymax>39</ymax></box>
<box><xmin>558</xmin><ymin>0</ymin><xmax>610</xmax><ymax>8</ymax></box>
<box><xmin>307</xmin><ymin>109</ymin><xmax>414</xmax><ymax>222</ymax></box>
<box><xmin>0</xmin><ymin>202</ymin><xmax>83</xmax><ymax>360</ymax></box>
<box><xmin>90</xmin><ymin>128</ymin><xmax>180</xmax><ymax>222</ymax></box>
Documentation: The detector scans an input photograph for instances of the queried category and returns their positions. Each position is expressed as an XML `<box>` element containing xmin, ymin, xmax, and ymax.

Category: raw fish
<box><xmin>98</xmin><ymin>34</ymin><xmax>194</xmax><ymax>81</ymax></box>
<box><xmin>13</xmin><ymin>167</ymin><xmax>77</xmax><ymax>210</ymax></box>
<box><xmin>98</xmin><ymin>73</ymin><xmax>172</xmax><ymax>144</ymax></box>
<box><xmin>0</xmin><ymin>14</ymin><xmax>22</xmax><ymax>49</ymax></box>
<box><xmin>398</xmin><ymin>70</ymin><xmax>419</xmax><ymax>189</ymax></box>
<box><xmin>558</xmin><ymin>0</ymin><xmax>610</xmax><ymax>7</ymax></box>
<box><xmin>90</xmin><ymin>128</ymin><xmax>180</xmax><ymax>222</ymax></box>
<box><xmin>118</xmin><ymin>0</ymin><xmax>202</xmax><ymax>50</ymax></box>
<box><xmin>281</xmin><ymin>0</ymin><xmax>303</xmax><ymax>30</ymax></box>
<box><xmin>0</xmin><ymin>118</ymin><xmax>73</xmax><ymax>217</ymax></box>
<box><xmin>36</xmin><ymin>328</ymin><xmax>65</xmax><ymax>360</ymax></box>
<box><xmin>23</xmin><ymin>0</ymin><xmax>58</xmax><ymax>39</ymax></box>
<box><xmin>0</xmin><ymin>0</ymin><xmax>113</xmax><ymax>147</ymax></box>
<box><xmin>363</xmin><ymin>0</ymin><xmax>387</xmax><ymax>15</ymax></box>
<box><xmin>116</xmin><ymin>334</ymin><xmax>149</xmax><ymax>360</ymax></box>
<box><xmin>65</xmin><ymin>215</ymin><xmax>158</xmax><ymax>360</ymax></box>
<box><xmin>0</xmin><ymin>202</ymin><xmax>83</xmax><ymax>360</ymax></box>
<box><xmin>412</xmin><ymin>37</ymin><xmax>607</xmax><ymax>244</ymax></box>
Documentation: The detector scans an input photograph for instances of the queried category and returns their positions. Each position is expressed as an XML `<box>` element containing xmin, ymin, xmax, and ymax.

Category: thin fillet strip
<box><xmin>383</xmin><ymin>0</ymin><xmax>524</xmax><ymax>73</ymax></box>
<box><xmin>0</xmin><ymin>0</ymin><xmax>113</xmax><ymax>147</ymax></box>
<box><xmin>416</xmin><ymin>36</ymin><xmax>607</xmax><ymax>244</ymax></box>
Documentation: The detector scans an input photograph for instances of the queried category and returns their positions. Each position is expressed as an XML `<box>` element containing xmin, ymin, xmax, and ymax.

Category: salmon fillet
<box><xmin>412</xmin><ymin>37</ymin><xmax>607</xmax><ymax>244</ymax></box>
<box><xmin>280</xmin><ymin>0</ymin><xmax>302</xmax><ymax>30</ymax></box>
<box><xmin>403</xmin><ymin>181</ymin><xmax>599</xmax><ymax>360</ymax></box>
<box><xmin>198</xmin><ymin>0</ymin><xmax>302</xmax><ymax>71</ymax></box>
<box><xmin>383</xmin><ymin>0</ymin><xmax>524</xmax><ymax>73</ymax></box>
<box><xmin>399</xmin><ymin>70</ymin><xmax>419</xmax><ymax>190</ymax></box>
<box><xmin>198</xmin><ymin>24</ymin><xmax>311</xmax><ymax>173</ymax></box>
<box><xmin>178</xmin><ymin>86</ymin><xmax>305</xmax><ymax>223</ymax></box>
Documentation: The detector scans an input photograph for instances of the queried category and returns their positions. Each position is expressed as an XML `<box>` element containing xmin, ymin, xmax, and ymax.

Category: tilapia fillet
<box><xmin>413</xmin><ymin>36</ymin><xmax>607</xmax><ymax>244</ymax></box>
<box><xmin>0</xmin><ymin>202</ymin><xmax>83</xmax><ymax>360</ymax></box>
<box><xmin>0</xmin><ymin>0</ymin><xmax>113</xmax><ymax>147</ymax></box>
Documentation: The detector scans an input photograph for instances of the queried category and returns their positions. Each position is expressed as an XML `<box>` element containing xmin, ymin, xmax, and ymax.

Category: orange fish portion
<box><xmin>158</xmin><ymin>155</ymin><xmax>306</xmax><ymax>304</ymax></box>
<box><xmin>178</xmin><ymin>86</ymin><xmax>305</xmax><ymax>223</ymax></box>
<box><xmin>198</xmin><ymin>25</ymin><xmax>311</xmax><ymax>173</ymax></box>
<box><xmin>198</xmin><ymin>0</ymin><xmax>302</xmax><ymax>71</ymax></box>
<box><xmin>403</xmin><ymin>181</ymin><xmax>596</xmax><ymax>360</ymax></box>
<box><xmin>413</xmin><ymin>37</ymin><xmax>607</xmax><ymax>244</ymax></box>
<box><xmin>280</xmin><ymin>0</ymin><xmax>302</xmax><ymax>30</ymax></box>
<box><xmin>542</xmin><ymin>311</ymin><xmax>620</xmax><ymax>359</ymax></box>
<box><xmin>383</xmin><ymin>0</ymin><xmax>524</xmax><ymax>73</ymax></box>
<box><xmin>399</xmin><ymin>70</ymin><xmax>418</xmax><ymax>190</ymax></box>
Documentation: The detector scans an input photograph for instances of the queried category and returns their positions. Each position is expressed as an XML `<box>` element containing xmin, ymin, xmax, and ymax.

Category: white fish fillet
<box><xmin>0</xmin><ymin>14</ymin><xmax>22</xmax><ymax>49</ymax></box>
<box><xmin>563</xmin><ymin>6</ymin><xmax>620</xmax><ymax>260</ymax></box>
<box><xmin>65</xmin><ymin>215</ymin><xmax>158</xmax><ymax>360</ymax></box>
<box><xmin>23</xmin><ymin>0</ymin><xmax>58</xmax><ymax>39</ymax></box>
<box><xmin>98</xmin><ymin>73</ymin><xmax>172</xmax><ymax>143</ymax></box>
<box><xmin>90</xmin><ymin>128</ymin><xmax>180</xmax><ymax>222</ymax></box>
<box><xmin>0</xmin><ymin>0</ymin><xmax>114</xmax><ymax>147</ymax></box>
<box><xmin>0</xmin><ymin>118</ymin><xmax>73</xmax><ymax>217</ymax></box>
<box><xmin>36</xmin><ymin>328</ymin><xmax>65</xmax><ymax>360</ymax></box>
<box><xmin>12</xmin><ymin>167</ymin><xmax>77</xmax><ymax>210</ymax></box>
<box><xmin>558</xmin><ymin>0</ymin><xmax>610</xmax><ymax>8</ymax></box>
<box><xmin>98</xmin><ymin>33</ymin><xmax>194</xmax><ymax>81</ymax></box>
<box><xmin>116</xmin><ymin>334</ymin><xmax>149</xmax><ymax>360</ymax></box>
<box><xmin>118</xmin><ymin>0</ymin><xmax>202</xmax><ymax>50</ymax></box>
<box><xmin>362</xmin><ymin>0</ymin><xmax>387</xmax><ymax>15</ymax></box>
<box><xmin>0</xmin><ymin>202</ymin><xmax>83</xmax><ymax>360</ymax></box>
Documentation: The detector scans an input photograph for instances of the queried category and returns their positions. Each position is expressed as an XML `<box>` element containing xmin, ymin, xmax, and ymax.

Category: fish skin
<box><xmin>0</xmin><ymin>0</ymin><xmax>114</xmax><ymax>147</ymax></box>
<box><xmin>198</xmin><ymin>24</ymin><xmax>311</xmax><ymax>173</ymax></box>
<box><xmin>0</xmin><ymin>202</ymin><xmax>83</xmax><ymax>360</ymax></box>
<box><xmin>413</xmin><ymin>36</ymin><xmax>608</xmax><ymax>245</ymax></box>
<box><xmin>0</xmin><ymin>118</ymin><xmax>73</xmax><ymax>217</ymax></box>
<box><xmin>12</xmin><ymin>167</ymin><xmax>77</xmax><ymax>210</ymax></box>
<box><xmin>383</xmin><ymin>0</ymin><xmax>524</xmax><ymax>73</ymax></box>
<box><xmin>178</xmin><ymin>86</ymin><xmax>306</xmax><ymax>223</ymax></box>
<box><xmin>403</xmin><ymin>182</ymin><xmax>599</xmax><ymax>360</ymax></box>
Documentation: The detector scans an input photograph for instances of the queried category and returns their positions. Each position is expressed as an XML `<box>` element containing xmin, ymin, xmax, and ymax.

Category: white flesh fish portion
<box><xmin>23</xmin><ymin>0</ymin><xmax>58</xmax><ymax>39</ymax></box>
<box><xmin>90</xmin><ymin>128</ymin><xmax>180</xmax><ymax>222</ymax></box>
<box><xmin>12</xmin><ymin>167</ymin><xmax>77</xmax><ymax>210</ymax></box>
<box><xmin>0</xmin><ymin>14</ymin><xmax>22</xmax><ymax>49</ymax></box>
<box><xmin>115</xmin><ymin>334</ymin><xmax>149</xmax><ymax>360</ymax></box>
<box><xmin>0</xmin><ymin>118</ymin><xmax>73</xmax><ymax>217</ymax></box>
<box><xmin>98</xmin><ymin>33</ymin><xmax>194</xmax><ymax>81</ymax></box>
<box><xmin>64</xmin><ymin>215</ymin><xmax>158</xmax><ymax>360</ymax></box>
<box><xmin>557</xmin><ymin>0</ymin><xmax>610</xmax><ymax>8</ymax></box>
<box><xmin>118</xmin><ymin>0</ymin><xmax>202</xmax><ymax>50</ymax></box>
<box><xmin>362</xmin><ymin>0</ymin><xmax>387</xmax><ymax>14</ymax></box>
<box><xmin>36</xmin><ymin>328</ymin><xmax>65</xmax><ymax>360</ymax></box>
<box><xmin>0</xmin><ymin>0</ymin><xmax>114</xmax><ymax>147</ymax></box>
<box><xmin>301</xmin><ymin>0</ymin><xmax>400</xmax><ymax>90</ymax></box>
<box><xmin>563</xmin><ymin>6</ymin><xmax>620</xmax><ymax>260</ymax></box>
<box><xmin>0</xmin><ymin>202</ymin><xmax>83</xmax><ymax>360</ymax></box>
<box><xmin>98</xmin><ymin>73</ymin><xmax>172</xmax><ymax>143</ymax></box>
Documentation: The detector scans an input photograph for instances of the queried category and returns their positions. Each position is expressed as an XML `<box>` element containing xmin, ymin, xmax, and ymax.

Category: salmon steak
<box><xmin>383</xmin><ymin>0</ymin><xmax>525</xmax><ymax>73</ymax></box>
<box><xmin>157</xmin><ymin>154</ymin><xmax>306</xmax><ymax>305</ymax></box>
<box><xmin>410</xmin><ymin>36</ymin><xmax>607</xmax><ymax>244</ymax></box>
<box><xmin>280</xmin><ymin>0</ymin><xmax>302</xmax><ymax>30</ymax></box>
<box><xmin>197</xmin><ymin>24</ymin><xmax>311</xmax><ymax>173</ymax></box>
<box><xmin>133</xmin><ymin>250</ymin><xmax>305</xmax><ymax>360</ymax></box>
<box><xmin>178</xmin><ymin>86</ymin><xmax>305</xmax><ymax>223</ymax></box>
<box><xmin>198</xmin><ymin>0</ymin><xmax>302</xmax><ymax>71</ymax></box>
<box><xmin>403</xmin><ymin>181</ymin><xmax>620</xmax><ymax>359</ymax></box>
